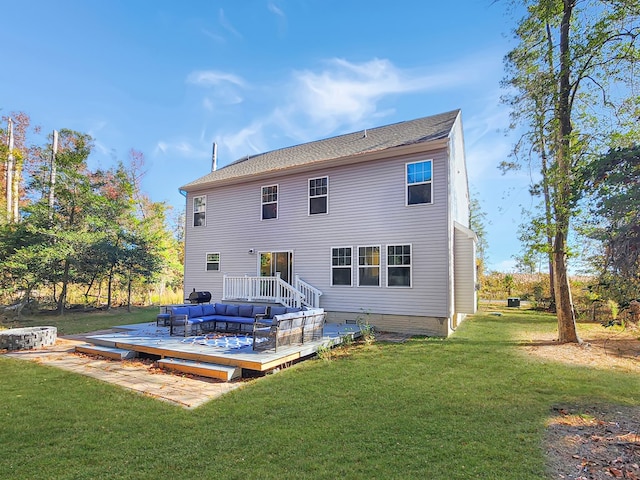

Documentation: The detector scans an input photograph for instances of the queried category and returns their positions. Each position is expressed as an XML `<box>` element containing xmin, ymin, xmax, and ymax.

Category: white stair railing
<box><xmin>223</xmin><ymin>274</ymin><xmax>308</xmax><ymax>308</ymax></box>
<box><xmin>294</xmin><ymin>275</ymin><xmax>323</xmax><ymax>308</ymax></box>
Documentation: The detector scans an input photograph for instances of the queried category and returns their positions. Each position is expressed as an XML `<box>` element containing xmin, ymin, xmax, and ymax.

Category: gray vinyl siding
<box><xmin>184</xmin><ymin>147</ymin><xmax>451</xmax><ymax>318</ymax></box>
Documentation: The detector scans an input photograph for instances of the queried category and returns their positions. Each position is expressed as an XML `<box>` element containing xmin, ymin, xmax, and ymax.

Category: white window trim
<box><xmin>205</xmin><ymin>252</ymin><xmax>220</xmax><ymax>272</ymax></box>
<box><xmin>308</xmin><ymin>176</ymin><xmax>329</xmax><ymax>215</ymax></box>
<box><xmin>405</xmin><ymin>159</ymin><xmax>433</xmax><ymax>206</ymax></box>
<box><xmin>193</xmin><ymin>195</ymin><xmax>206</xmax><ymax>227</ymax></box>
<box><xmin>261</xmin><ymin>184</ymin><xmax>279</xmax><ymax>220</ymax></box>
<box><xmin>330</xmin><ymin>246</ymin><xmax>353</xmax><ymax>287</ymax></box>
<box><xmin>386</xmin><ymin>244</ymin><xmax>412</xmax><ymax>288</ymax></box>
<box><xmin>357</xmin><ymin>245</ymin><xmax>381</xmax><ymax>287</ymax></box>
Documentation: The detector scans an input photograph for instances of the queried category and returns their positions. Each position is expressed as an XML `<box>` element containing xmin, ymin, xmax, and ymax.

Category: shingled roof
<box><xmin>182</xmin><ymin>109</ymin><xmax>460</xmax><ymax>190</ymax></box>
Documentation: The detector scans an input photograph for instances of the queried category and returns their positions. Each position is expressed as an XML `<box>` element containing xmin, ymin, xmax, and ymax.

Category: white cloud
<box><xmin>187</xmin><ymin>70</ymin><xmax>246</xmax><ymax>88</ymax></box>
<box><xmin>267</xmin><ymin>1</ymin><xmax>285</xmax><ymax>18</ymax></box>
<box><xmin>154</xmin><ymin>140</ymin><xmax>203</xmax><ymax>158</ymax></box>
<box><xmin>288</xmin><ymin>58</ymin><xmax>458</xmax><ymax>129</ymax></box>
<box><xmin>218</xmin><ymin>121</ymin><xmax>268</xmax><ymax>159</ymax></box>
<box><xmin>202</xmin><ymin>52</ymin><xmax>512</xmax><ymax>163</ymax></box>
<box><xmin>201</xmin><ymin>28</ymin><xmax>225</xmax><ymax>43</ymax></box>
<box><xmin>218</xmin><ymin>8</ymin><xmax>242</xmax><ymax>38</ymax></box>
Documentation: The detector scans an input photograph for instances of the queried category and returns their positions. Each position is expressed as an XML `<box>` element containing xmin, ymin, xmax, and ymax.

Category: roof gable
<box><xmin>182</xmin><ymin>109</ymin><xmax>460</xmax><ymax>190</ymax></box>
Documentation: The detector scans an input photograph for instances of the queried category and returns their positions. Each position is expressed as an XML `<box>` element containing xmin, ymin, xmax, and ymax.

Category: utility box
<box><xmin>507</xmin><ymin>297</ymin><xmax>521</xmax><ymax>308</ymax></box>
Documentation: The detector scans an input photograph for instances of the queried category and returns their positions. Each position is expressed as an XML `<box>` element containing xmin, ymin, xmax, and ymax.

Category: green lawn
<box><xmin>1</xmin><ymin>309</ymin><xmax>638</xmax><ymax>479</ymax></box>
<box><xmin>0</xmin><ymin>306</ymin><xmax>157</xmax><ymax>335</ymax></box>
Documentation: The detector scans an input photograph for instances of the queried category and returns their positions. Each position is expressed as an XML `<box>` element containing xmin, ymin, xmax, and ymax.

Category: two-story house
<box><xmin>180</xmin><ymin>109</ymin><xmax>476</xmax><ymax>336</ymax></box>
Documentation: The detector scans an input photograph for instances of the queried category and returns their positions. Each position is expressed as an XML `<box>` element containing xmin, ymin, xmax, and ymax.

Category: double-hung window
<box><xmin>206</xmin><ymin>253</ymin><xmax>220</xmax><ymax>271</ymax></box>
<box><xmin>406</xmin><ymin>160</ymin><xmax>433</xmax><ymax>205</ymax></box>
<box><xmin>193</xmin><ymin>195</ymin><xmax>206</xmax><ymax>226</ymax></box>
<box><xmin>309</xmin><ymin>176</ymin><xmax>328</xmax><ymax>215</ymax></box>
<box><xmin>331</xmin><ymin>247</ymin><xmax>352</xmax><ymax>286</ymax></box>
<box><xmin>387</xmin><ymin>245</ymin><xmax>411</xmax><ymax>287</ymax></box>
<box><xmin>261</xmin><ymin>185</ymin><xmax>278</xmax><ymax>220</ymax></box>
<box><xmin>358</xmin><ymin>246</ymin><xmax>380</xmax><ymax>286</ymax></box>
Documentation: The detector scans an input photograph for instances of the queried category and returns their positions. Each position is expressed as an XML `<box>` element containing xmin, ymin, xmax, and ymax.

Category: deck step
<box><xmin>75</xmin><ymin>344</ymin><xmax>138</xmax><ymax>360</ymax></box>
<box><xmin>158</xmin><ymin>358</ymin><xmax>241</xmax><ymax>381</ymax></box>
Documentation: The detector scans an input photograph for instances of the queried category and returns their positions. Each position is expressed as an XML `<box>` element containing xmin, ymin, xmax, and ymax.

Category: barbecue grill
<box><xmin>187</xmin><ymin>290</ymin><xmax>212</xmax><ymax>304</ymax></box>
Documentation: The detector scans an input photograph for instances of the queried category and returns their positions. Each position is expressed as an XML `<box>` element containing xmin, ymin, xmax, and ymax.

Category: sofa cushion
<box><xmin>171</xmin><ymin>306</ymin><xmax>189</xmax><ymax>317</ymax></box>
<box><xmin>225</xmin><ymin>305</ymin><xmax>239</xmax><ymax>317</ymax></box>
<box><xmin>270</xmin><ymin>306</ymin><xmax>287</xmax><ymax>318</ymax></box>
<box><xmin>252</xmin><ymin>305</ymin><xmax>267</xmax><ymax>317</ymax></box>
<box><xmin>202</xmin><ymin>303</ymin><xmax>215</xmax><ymax>316</ymax></box>
<box><xmin>238</xmin><ymin>305</ymin><xmax>254</xmax><ymax>318</ymax></box>
<box><xmin>285</xmin><ymin>307</ymin><xmax>301</xmax><ymax>314</ymax></box>
<box><xmin>188</xmin><ymin>305</ymin><xmax>204</xmax><ymax>318</ymax></box>
<box><xmin>214</xmin><ymin>303</ymin><xmax>227</xmax><ymax>315</ymax></box>
<box><xmin>214</xmin><ymin>315</ymin><xmax>254</xmax><ymax>325</ymax></box>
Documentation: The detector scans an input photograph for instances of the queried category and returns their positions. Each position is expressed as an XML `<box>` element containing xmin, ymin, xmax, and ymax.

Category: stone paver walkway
<box><xmin>4</xmin><ymin>336</ymin><xmax>244</xmax><ymax>409</ymax></box>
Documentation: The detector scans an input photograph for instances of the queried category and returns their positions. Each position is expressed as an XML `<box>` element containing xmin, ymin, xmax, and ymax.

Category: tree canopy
<box><xmin>0</xmin><ymin>115</ymin><xmax>183</xmax><ymax>312</ymax></box>
<box><xmin>503</xmin><ymin>0</ymin><xmax>640</xmax><ymax>342</ymax></box>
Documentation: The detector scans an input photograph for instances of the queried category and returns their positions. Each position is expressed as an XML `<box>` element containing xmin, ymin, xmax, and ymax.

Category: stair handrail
<box><xmin>294</xmin><ymin>275</ymin><xmax>323</xmax><ymax>308</ymax></box>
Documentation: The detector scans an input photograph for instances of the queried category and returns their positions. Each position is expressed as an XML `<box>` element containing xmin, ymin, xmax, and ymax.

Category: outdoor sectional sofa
<box><xmin>252</xmin><ymin>308</ymin><xmax>326</xmax><ymax>352</ymax></box>
<box><xmin>166</xmin><ymin>303</ymin><xmax>326</xmax><ymax>351</ymax></box>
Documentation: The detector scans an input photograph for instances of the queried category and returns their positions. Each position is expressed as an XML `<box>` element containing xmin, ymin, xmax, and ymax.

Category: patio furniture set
<box><xmin>158</xmin><ymin>303</ymin><xmax>326</xmax><ymax>352</ymax></box>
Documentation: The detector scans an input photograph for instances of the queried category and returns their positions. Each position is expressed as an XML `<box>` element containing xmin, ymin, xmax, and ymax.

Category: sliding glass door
<box><xmin>259</xmin><ymin>251</ymin><xmax>293</xmax><ymax>284</ymax></box>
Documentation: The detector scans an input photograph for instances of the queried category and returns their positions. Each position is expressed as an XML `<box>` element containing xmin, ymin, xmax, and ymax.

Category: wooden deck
<box><xmin>78</xmin><ymin>322</ymin><xmax>361</xmax><ymax>376</ymax></box>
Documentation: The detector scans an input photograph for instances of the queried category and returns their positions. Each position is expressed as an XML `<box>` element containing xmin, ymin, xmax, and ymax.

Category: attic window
<box><xmin>406</xmin><ymin>160</ymin><xmax>433</xmax><ymax>205</ymax></box>
<box><xmin>193</xmin><ymin>195</ymin><xmax>206</xmax><ymax>227</ymax></box>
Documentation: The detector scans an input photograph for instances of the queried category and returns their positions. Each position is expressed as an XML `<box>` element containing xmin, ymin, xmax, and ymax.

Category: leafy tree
<box><xmin>469</xmin><ymin>192</ymin><xmax>489</xmax><ymax>273</ymax></box>
<box><xmin>582</xmin><ymin>145</ymin><xmax>640</xmax><ymax>304</ymax></box>
<box><xmin>503</xmin><ymin>0</ymin><xmax>640</xmax><ymax>342</ymax></box>
<box><xmin>0</xmin><ymin>112</ymin><xmax>40</xmax><ymax>223</ymax></box>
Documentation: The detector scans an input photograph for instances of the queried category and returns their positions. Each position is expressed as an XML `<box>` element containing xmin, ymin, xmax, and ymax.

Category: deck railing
<box><xmin>294</xmin><ymin>275</ymin><xmax>323</xmax><ymax>309</ymax></box>
<box><xmin>222</xmin><ymin>274</ymin><xmax>322</xmax><ymax>308</ymax></box>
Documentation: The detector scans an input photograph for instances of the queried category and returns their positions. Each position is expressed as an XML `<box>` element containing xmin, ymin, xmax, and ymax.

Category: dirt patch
<box><xmin>545</xmin><ymin>404</ymin><xmax>640</xmax><ymax>479</ymax></box>
<box><xmin>518</xmin><ymin>324</ymin><xmax>640</xmax><ymax>478</ymax></box>
<box><xmin>519</xmin><ymin>326</ymin><xmax>640</xmax><ymax>374</ymax></box>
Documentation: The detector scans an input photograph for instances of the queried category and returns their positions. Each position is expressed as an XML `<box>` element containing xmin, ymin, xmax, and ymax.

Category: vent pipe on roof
<box><xmin>211</xmin><ymin>142</ymin><xmax>218</xmax><ymax>172</ymax></box>
<box><xmin>363</xmin><ymin>129</ymin><xmax>367</xmax><ymax>138</ymax></box>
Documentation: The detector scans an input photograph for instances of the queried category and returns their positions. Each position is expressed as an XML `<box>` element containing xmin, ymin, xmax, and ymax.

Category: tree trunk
<box><xmin>106</xmin><ymin>267</ymin><xmax>114</xmax><ymax>310</ymax></box>
<box><xmin>553</xmin><ymin>229</ymin><xmax>580</xmax><ymax>342</ymax></box>
<box><xmin>127</xmin><ymin>269</ymin><xmax>132</xmax><ymax>313</ymax></box>
<box><xmin>6</xmin><ymin>118</ymin><xmax>14</xmax><ymax>223</ymax></box>
<box><xmin>57</xmin><ymin>258</ymin><xmax>71</xmax><ymax>315</ymax></box>
<box><xmin>551</xmin><ymin>0</ymin><xmax>580</xmax><ymax>343</ymax></box>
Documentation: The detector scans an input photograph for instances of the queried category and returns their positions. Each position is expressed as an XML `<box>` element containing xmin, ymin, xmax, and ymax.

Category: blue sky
<box><xmin>1</xmin><ymin>0</ymin><xmax>534</xmax><ymax>272</ymax></box>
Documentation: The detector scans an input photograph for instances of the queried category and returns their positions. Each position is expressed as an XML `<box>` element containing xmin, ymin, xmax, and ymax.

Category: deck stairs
<box><xmin>222</xmin><ymin>274</ymin><xmax>322</xmax><ymax>309</ymax></box>
<box><xmin>157</xmin><ymin>358</ymin><xmax>241</xmax><ymax>381</ymax></box>
<box><xmin>75</xmin><ymin>344</ymin><xmax>138</xmax><ymax>360</ymax></box>
<box><xmin>75</xmin><ymin>343</ymin><xmax>243</xmax><ymax>380</ymax></box>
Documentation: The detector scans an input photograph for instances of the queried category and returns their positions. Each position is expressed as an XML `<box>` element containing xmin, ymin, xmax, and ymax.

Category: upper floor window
<box><xmin>331</xmin><ymin>247</ymin><xmax>352</xmax><ymax>286</ymax></box>
<box><xmin>193</xmin><ymin>195</ymin><xmax>206</xmax><ymax>227</ymax></box>
<box><xmin>358</xmin><ymin>245</ymin><xmax>380</xmax><ymax>287</ymax></box>
<box><xmin>406</xmin><ymin>160</ymin><xmax>432</xmax><ymax>205</ymax></box>
<box><xmin>309</xmin><ymin>176</ymin><xmax>328</xmax><ymax>215</ymax></box>
<box><xmin>206</xmin><ymin>252</ymin><xmax>220</xmax><ymax>271</ymax></box>
<box><xmin>387</xmin><ymin>245</ymin><xmax>411</xmax><ymax>287</ymax></box>
<box><xmin>261</xmin><ymin>185</ymin><xmax>278</xmax><ymax>220</ymax></box>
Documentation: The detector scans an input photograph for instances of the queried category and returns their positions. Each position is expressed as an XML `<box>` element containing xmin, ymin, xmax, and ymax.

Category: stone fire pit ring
<box><xmin>0</xmin><ymin>326</ymin><xmax>57</xmax><ymax>351</ymax></box>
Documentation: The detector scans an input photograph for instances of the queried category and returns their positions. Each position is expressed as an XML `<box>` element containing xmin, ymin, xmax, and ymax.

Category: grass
<box><xmin>1</xmin><ymin>309</ymin><xmax>639</xmax><ymax>479</ymax></box>
<box><xmin>0</xmin><ymin>306</ymin><xmax>157</xmax><ymax>335</ymax></box>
